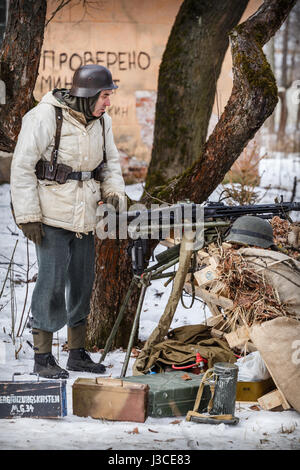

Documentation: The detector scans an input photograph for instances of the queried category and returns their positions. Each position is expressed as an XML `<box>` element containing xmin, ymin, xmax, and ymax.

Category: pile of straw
<box><xmin>215</xmin><ymin>248</ymin><xmax>295</xmax><ymax>331</ymax></box>
<box><xmin>271</xmin><ymin>216</ymin><xmax>300</xmax><ymax>259</ymax></box>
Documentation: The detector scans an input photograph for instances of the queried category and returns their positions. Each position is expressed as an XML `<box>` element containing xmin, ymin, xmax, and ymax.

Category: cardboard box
<box><xmin>236</xmin><ymin>377</ymin><xmax>275</xmax><ymax>402</ymax></box>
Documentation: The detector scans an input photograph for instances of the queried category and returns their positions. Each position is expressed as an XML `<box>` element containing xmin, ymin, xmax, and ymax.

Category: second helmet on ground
<box><xmin>225</xmin><ymin>215</ymin><xmax>274</xmax><ymax>248</ymax></box>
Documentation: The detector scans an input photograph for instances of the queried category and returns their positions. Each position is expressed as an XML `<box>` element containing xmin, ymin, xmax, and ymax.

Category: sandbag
<box><xmin>239</xmin><ymin>248</ymin><xmax>300</xmax><ymax>317</ymax></box>
<box><xmin>250</xmin><ymin>317</ymin><xmax>300</xmax><ymax>412</ymax></box>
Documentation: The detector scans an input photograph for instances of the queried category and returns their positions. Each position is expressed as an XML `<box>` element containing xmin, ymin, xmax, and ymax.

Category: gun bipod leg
<box><xmin>99</xmin><ymin>277</ymin><xmax>137</xmax><ymax>363</ymax></box>
<box><xmin>120</xmin><ymin>274</ymin><xmax>151</xmax><ymax>377</ymax></box>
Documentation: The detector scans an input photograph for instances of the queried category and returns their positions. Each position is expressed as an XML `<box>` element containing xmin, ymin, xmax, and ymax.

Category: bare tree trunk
<box><xmin>150</xmin><ymin>0</ymin><xmax>296</xmax><ymax>206</ymax></box>
<box><xmin>87</xmin><ymin>0</ymin><xmax>296</xmax><ymax>351</ymax></box>
<box><xmin>277</xmin><ymin>16</ymin><xmax>290</xmax><ymax>146</ymax></box>
<box><xmin>264</xmin><ymin>37</ymin><xmax>276</xmax><ymax>134</ymax></box>
<box><xmin>0</xmin><ymin>0</ymin><xmax>47</xmax><ymax>152</ymax></box>
<box><xmin>87</xmin><ymin>238</ymin><xmax>141</xmax><ymax>349</ymax></box>
<box><xmin>86</xmin><ymin>0</ymin><xmax>248</xmax><ymax>350</ymax></box>
<box><xmin>145</xmin><ymin>0</ymin><xmax>248</xmax><ymax>190</ymax></box>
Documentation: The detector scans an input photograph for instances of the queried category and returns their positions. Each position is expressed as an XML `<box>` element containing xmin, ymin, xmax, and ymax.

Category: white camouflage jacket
<box><xmin>11</xmin><ymin>91</ymin><xmax>125</xmax><ymax>233</ymax></box>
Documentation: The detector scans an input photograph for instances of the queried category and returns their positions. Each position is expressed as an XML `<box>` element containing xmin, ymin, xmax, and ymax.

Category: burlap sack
<box><xmin>238</xmin><ymin>248</ymin><xmax>300</xmax><ymax>316</ymax></box>
<box><xmin>250</xmin><ymin>317</ymin><xmax>300</xmax><ymax>412</ymax></box>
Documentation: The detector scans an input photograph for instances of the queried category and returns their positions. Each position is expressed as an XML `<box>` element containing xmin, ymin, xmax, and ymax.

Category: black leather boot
<box><xmin>67</xmin><ymin>348</ymin><xmax>106</xmax><ymax>374</ymax></box>
<box><xmin>34</xmin><ymin>352</ymin><xmax>69</xmax><ymax>379</ymax></box>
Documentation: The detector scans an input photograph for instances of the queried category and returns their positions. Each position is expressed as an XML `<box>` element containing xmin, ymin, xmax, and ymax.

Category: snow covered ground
<box><xmin>0</xmin><ymin>182</ymin><xmax>300</xmax><ymax>451</ymax></box>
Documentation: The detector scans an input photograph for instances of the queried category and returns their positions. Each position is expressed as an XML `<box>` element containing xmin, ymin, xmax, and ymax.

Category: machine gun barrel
<box><xmin>203</xmin><ymin>201</ymin><xmax>300</xmax><ymax>219</ymax></box>
<box><xmin>126</xmin><ymin>201</ymin><xmax>300</xmax><ymax>226</ymax></box>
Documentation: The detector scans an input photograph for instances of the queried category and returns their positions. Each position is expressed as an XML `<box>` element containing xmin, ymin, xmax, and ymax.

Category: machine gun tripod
<box><xmin>99</xmin><ymin>246</ymin><xmax>182</xmax><ymax>377</ymax></box>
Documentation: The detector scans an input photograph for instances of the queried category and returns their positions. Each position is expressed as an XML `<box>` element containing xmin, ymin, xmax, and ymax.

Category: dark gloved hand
<box><xmin>105</xmin><ymin>192</ymin><xmax>126</xmax><ymax>213</ymax></box>
<box><xmin>21</xmin><ymin>222</ymin><xmax>45</xmax><ymax>245</ymax></box>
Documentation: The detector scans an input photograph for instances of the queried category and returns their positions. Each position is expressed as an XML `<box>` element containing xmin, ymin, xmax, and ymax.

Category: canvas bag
<box><xmin>238</xmin><ymin>247</ymin><xmax>300</xmax><ymax>316</ymax></box>
<box><xmin>250</xmin><ymin>317</ymin><xmax>300</xmax><ymax>412</ymax></box>
<box><xmin>133</xmin><ymin>324</ymin><xmax>236</xmax><ymax>375</ymax></box>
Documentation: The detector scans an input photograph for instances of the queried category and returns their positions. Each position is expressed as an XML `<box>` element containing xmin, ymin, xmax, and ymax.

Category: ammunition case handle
<box><xmin>12</xmin><ymin>372</ymin><xmax>40</xmax><ymax>382</ymax></box>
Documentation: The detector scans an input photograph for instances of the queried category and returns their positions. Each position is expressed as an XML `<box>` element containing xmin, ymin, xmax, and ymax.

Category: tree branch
<box><xmin>45</xmin><ymin>0</ymin><xmax>73</xmax><ymax>27</ymax></box>
<box><xmin>146</xmin><ymin>0</ymin><xmax>249</xmax><ymax>189</ymax></box>
<box><xmin>151</xmin><ymin>0</ymin><xmax>297</xmax><ymax>205</ymax></box>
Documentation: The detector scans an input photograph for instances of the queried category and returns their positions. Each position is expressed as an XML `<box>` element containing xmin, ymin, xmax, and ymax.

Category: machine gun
<box><xmin>127</xmin><ymin>200</ymin><xmax>300</xmax><ymax>225</ymax></box>
<box><xmin>100</xmin><ymin>199</ymin><xmax>300</xmax><ymax>376</ymax></box>
<box><xmin>127</xmin><ymin>200</ymin><xmax>300</xmax><ymax>275</ymax></box>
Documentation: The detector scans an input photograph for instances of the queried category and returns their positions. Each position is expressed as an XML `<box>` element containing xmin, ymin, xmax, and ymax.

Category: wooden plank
<box><xmin>196</xmin><ymin>250</ymin><xmax>210</xmax><ymax>261</ymax></box>
<box><xmin>209</xmin><ymin>256</ymin><xmax>220</xmax><ymax>268</ymax></box>
<box><xmin>194</xmin><ymin>266</ymin><xmax>219</xmax><ymax>287</ymax></box>
<box><xmin>159</xmin><ymin>238</ymin><xmax>176</xmax><ymax>248</ymax></box>
<box><xmin>206</xmin><ymin>314</ymin><xmax>225</xmax><ymax>329</ymax></box>
<box><xmin>257</xmin><ymin>389</ymin><xmax>291</xmax><ymax>411</ymax></box>
<box><xmin>185</xmin><ymin>283</ymin><xmax>234</xmax><ymax>310</ymax></box>
<box><xmin>211</xmin><ymin>328</ymin><xmax>224</xmax><ymax>339</ymax></box>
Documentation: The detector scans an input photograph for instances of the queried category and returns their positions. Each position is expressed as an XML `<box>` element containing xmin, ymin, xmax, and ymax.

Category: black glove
<box><xmin>21</xmin><ymin>222</ymin><xmax>45</xmax><ymax>245</ymax></box>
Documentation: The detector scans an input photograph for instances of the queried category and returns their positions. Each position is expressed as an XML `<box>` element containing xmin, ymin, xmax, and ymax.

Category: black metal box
<box><xmin>0</xmin><ymin>373</ymin><xmax>67</xmax><ymax>419</ymax></box>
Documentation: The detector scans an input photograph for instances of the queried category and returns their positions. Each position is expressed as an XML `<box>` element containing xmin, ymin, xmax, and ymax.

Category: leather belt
<box><xmin>67</xmin><ymin>171</ymin><xmax>95</xmax><ymax>181</ymax></box>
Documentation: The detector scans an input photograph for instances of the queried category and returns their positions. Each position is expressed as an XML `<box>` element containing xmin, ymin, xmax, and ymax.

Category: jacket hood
<box><xmin>39</xmin><ymin>91</ymin><xmax>68</xmax><ymax>109</ymax></box>
<box><xmin>39</xmin><ymin>90</ymin><xmax>102</xmax><ymax>124</ymax></box>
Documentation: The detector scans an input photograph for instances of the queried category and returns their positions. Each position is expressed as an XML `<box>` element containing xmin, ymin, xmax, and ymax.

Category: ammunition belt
<box><xmin>35</xmin><ymin>160</ymin><xmax>104</xmax><ymax>184</ymax></box>
<box><xmin>67</xmin><ymin>170</ymin><xmax>94</xmax><ymax>181</ymax></box>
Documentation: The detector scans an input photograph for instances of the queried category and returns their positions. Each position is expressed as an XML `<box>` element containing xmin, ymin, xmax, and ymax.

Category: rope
<box><xmin>180</xmin><ymin>251</ymin><xmax>197</xmax><ymax>309</ymax></box>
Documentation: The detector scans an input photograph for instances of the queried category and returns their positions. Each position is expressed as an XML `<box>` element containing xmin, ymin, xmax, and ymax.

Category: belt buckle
<box><xmin>81</xmin><ymin>171</ymin><xmax>91</xmax><ymax>181</ymax></box>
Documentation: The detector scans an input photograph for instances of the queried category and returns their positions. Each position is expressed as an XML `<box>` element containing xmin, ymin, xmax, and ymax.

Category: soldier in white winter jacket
<box><xmin>10</xmin><ymin>65</ymin><xmax>126</xmax><ymax>378</ymax></box>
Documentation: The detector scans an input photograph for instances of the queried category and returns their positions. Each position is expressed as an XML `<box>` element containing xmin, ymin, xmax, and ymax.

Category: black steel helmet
<box><xmin>69</xmin><ymin>65</ymin><xmax>118</xmax><ymax>98</ymax></box>
<box><xmin>225</xmin><ymin>215</ymin><xmax>274</xmax><ymax>248</ymax></box>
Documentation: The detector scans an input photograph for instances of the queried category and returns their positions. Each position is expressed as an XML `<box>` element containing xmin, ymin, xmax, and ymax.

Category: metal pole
<box><xmin>99</xmin><ymin>277</ymin><xmax>137</xmax><ymax>363</ymax></box>
<box><xmin>99</xmin><ymin>250</ymin><xmax>180</xmax><ymax>367</ymax></box>
<box><xmin>120</xmin><ymin>277</ymin><xmax>150</xmax><ymax>377</ymax></box>
<box><xmin>99</xmin><ymin>257</ymin><xmax>177</xmax><ymax>365</ymax></box>
<box><xmin>143</xmin><ymin>256</ymin><xmax>179</xmax><ymax>274</ymax></box>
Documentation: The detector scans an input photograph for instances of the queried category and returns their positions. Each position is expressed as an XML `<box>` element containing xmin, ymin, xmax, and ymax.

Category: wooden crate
<box><xmin>73</xmin><ymin>377</ymin><xmax>149</xmax><ymax>422</ymax></box>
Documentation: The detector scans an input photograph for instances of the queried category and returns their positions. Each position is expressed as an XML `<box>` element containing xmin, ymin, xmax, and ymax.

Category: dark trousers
<box><xmin>31</xmin><ymin>224</ymin><xmax>95</xmax><ymax>332</ymax></box>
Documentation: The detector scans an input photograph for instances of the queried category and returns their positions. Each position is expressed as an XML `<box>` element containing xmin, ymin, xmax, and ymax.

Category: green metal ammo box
<box><xmin>123</xmin><ymin>371</ymin><xmax>211</xmax><ymax>418</ymax></box>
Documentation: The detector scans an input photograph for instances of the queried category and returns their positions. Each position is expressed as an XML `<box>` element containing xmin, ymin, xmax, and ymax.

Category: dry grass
<box><xmin>197</xmin><ymin>217</ymin><xmax>300</xmax><ymax>333</ymax></box>
<box><xmin>221</xmin><ymin>140</ymin><xmax>270</xmax><ymax>205</ymax></box>
<box><xmin>215</xmin><ymin>248</ymin><xmax>294</xmax><ymax>332</ymax></box>
<box><xmin>271</xmin><ymin>216</ymin><xmax>300</xmax><ymax>260</ymax></box>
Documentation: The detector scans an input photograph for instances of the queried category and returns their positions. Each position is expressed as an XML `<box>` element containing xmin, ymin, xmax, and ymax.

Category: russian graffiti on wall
<box><xmin>36</xmin><ymin>49</ymin><xmax>155</xmax><ymax>162</ymax></box>
<box><xmin>39</xmin><ymin>49</ymin><xmax>151</xmax><ymax>94</ymax></box>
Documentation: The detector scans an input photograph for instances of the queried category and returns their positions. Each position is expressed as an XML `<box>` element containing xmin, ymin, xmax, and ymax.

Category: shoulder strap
<box><xmin>50</xmin><ymin>106</ymin><xmax>63</xmax><ymax>169</ymax></box>
<box><xmin>100</xmin><ymin>116</ymin><xmax>107</xmax><ymax>164</ymax></box>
